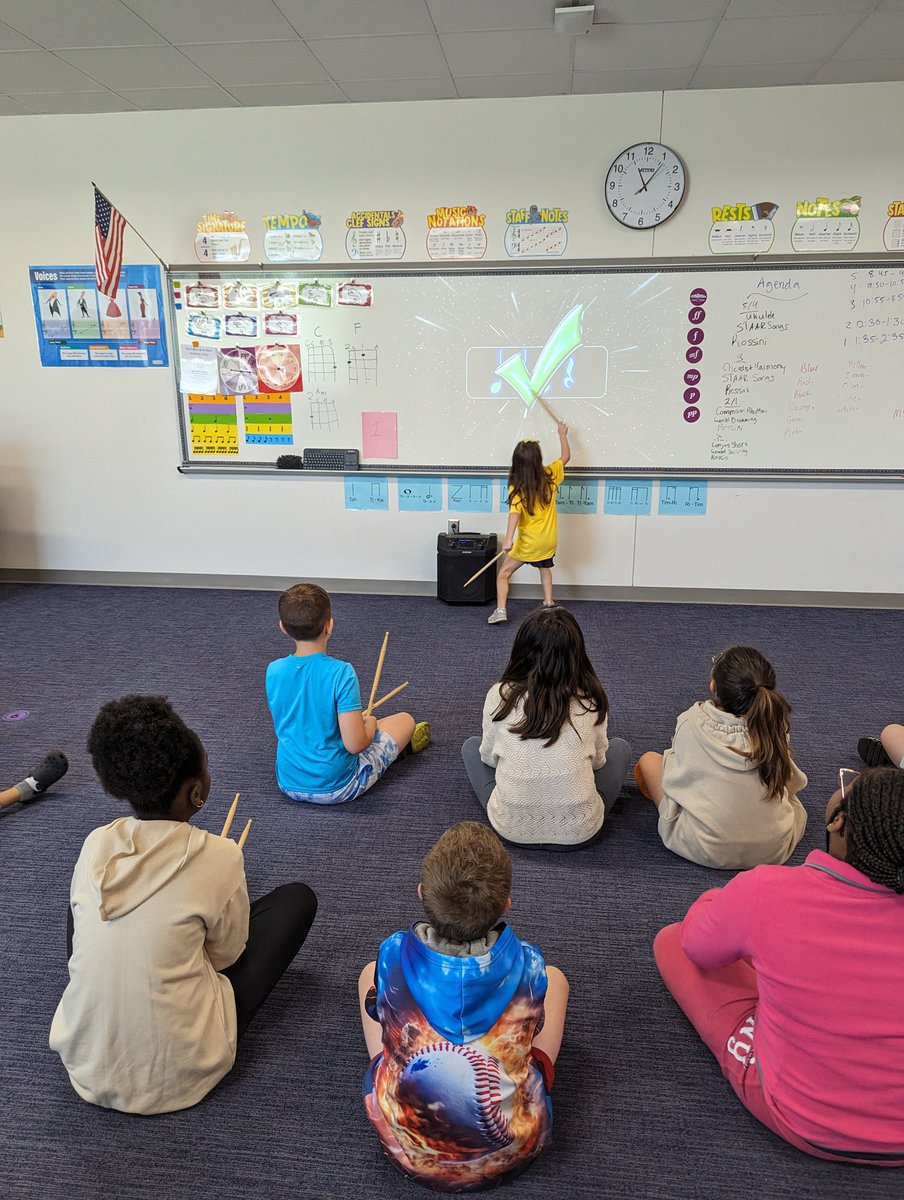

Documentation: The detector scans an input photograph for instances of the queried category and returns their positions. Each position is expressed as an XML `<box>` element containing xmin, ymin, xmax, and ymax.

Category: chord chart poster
<box><xmin>169</xmin><ymin>264</ymin><xmax>904</xmax><ymax>473</ymax></box>
<box><xmin>30</xmin><ymin>264</ymin><xmax>167</xmax><ymax>368</ymax></box>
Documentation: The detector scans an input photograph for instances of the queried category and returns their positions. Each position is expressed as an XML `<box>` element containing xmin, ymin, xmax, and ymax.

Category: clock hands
<box><xmin>635</xmin><ymin>160</ymin><xmax>666</xmax><ymax>195</ymax></box>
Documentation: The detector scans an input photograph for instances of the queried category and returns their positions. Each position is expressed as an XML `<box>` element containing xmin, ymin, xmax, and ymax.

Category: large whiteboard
<box><xmin>169</xmin><ymin>263</ymin><xmax>904</xmax><ymax>475</ymax></box>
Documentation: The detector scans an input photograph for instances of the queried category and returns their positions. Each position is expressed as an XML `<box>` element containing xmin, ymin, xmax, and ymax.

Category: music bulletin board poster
<box><xmin>29</xmin><ymin>264</ymin><xmax>168</xmax><ymax>368</ymax></box>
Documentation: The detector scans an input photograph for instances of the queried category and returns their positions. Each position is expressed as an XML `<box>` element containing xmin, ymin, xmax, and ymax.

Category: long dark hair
<box><xmin>837</xmin><ymin>768</ymin><xmax>904</xmax><ymax>894</ymax></box>
<box><xmin>711</xmin><ymin>646</ymin><xmax>793</xmax><ymax>802</ymax></box>
<box><xmin>507</xmin><ymin>440</ymin><xmax>553</xmax><ymax>516</ymax></box>
<box><xmin>493</xmin><ymin>607</ymin><xmax>608</xmax><ymax>746</ymax></box>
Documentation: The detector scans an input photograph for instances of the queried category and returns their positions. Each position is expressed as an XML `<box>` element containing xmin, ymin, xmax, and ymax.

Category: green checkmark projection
<box><xmin>494</xmin><ymin>303</ymin><xmax>584</xmax><ymax>409</ymax></box>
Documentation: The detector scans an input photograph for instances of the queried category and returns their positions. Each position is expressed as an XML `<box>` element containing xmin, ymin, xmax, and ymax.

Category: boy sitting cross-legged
<box><xmin>358</xmin><ymin>821</ymin><xmax>569</xmax><ymax>1192</ymax></box>
<box><xmin>266</xmin><ymin>583</ymin><xmax>429</xmax><ymax>804</ymax></box>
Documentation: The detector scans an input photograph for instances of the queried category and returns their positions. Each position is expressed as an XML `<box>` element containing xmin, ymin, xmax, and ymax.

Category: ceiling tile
<box><xmin>57</xmin><ymin>46</ymin><xmax>211</xmax><ymax>89</ymax></box>
<box><xmin>702</xmin><ymin>14</ymin><xmax>864</xmax><ymax>66</ymax></box>
<box><xmin>440</xmin><ymin>29</ymin><xmax>574</xmax><ymax>76</ymax></box>
<box><xmin>594</xmin><ymin>1</ymin><xmax>728</xmax><ymax>21</ymax></box>
<box><xmin>727</xmin><ymin>0</ymin><xmax>873</xmax><ymax>13</ymax></box>
<box><xmin>308</xmin><ymin>33</ymin><xmax>447</xmax><ymax>80</ymax></box>
<box><xmin>0</xmin><ymin>0</ymin><xmax>163</xmax><ymax>48</ymax></box>
<box><xmin>127</xmin><ymin>0</ymin><xmax>298</xmax><ymax>45</ymax></box>
<box><xmin>0</xmin><ymin>50</ymin><xmax>100</xmax><ymax>91</ymax></box>
<box><xmin>0</xmin><ymin>19</ymin><xmax>36</xmax><ymax>49</ymax></box>
<box><xmin>833</xmin><ymin>12</ymin><xmax>904</xmax><ymax>57</ymax></box>
<box><xmin>14</xmin><ymin>89</ymin><xmax>138</xmax><ymax>113</ymax></box>
<box><xmin>455</xmin><ymin>72</ymin><xmax>573</xmax><ymax>99</ymax></box>
<box><xmin>427</xmin><ymin>0</ymin><xmax>552</xmax><ymax>33</ymax></box>
<box><xmin>180</xmin><ymin>39</ymin><xmax>327</xmax><ymax>85</ymax></box>
<box><xmin>227</xmin><ymin>81</ymin><xmax>347</xmax><ymax>105</ymax></box>
<box><xmin>340</xmin><ymin>77</ymin><xmax>457</xmax><ymax>101</ymax></box>
<box><xmin>692</xmin><ymin>61</ymin><xmax>822</xmax><ymax>88</ymax></box>
<box><xmin>811</xmin><ymin>56</ymin><xmax>904</xmax><ymax>81</ymax></box>
<box><xmin>274</xmin><ymin>0</ymin><xmax>435</xmax><ymax>38</ymax></box>
<box><xmin>117</xmin><ymin>85</ymin><xmax>241</xmax><ymax>110</ymax></box>
<box><xmin>574</xmin><ymin>20</ymin><xmax>718</xmax><ymax>71</ymax></box>
<box><xmin>0</xmin><ymin>92</ymin><xmax>34</xmax><ymax>112</ymax></box>
<box><xmin>573</xmin><ymin>66</ymin><xmax>696</xmax><ymax>92</ymax></box>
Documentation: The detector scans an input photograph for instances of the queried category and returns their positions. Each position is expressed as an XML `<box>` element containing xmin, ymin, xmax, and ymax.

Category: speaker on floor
<box><xmin>437</xmin><ymin>533</ymin><xmax>498</xmax><ymax>605</ymax></box>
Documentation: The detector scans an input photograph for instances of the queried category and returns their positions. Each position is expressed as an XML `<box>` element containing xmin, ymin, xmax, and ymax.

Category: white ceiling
<box><xmin>0</xmin><ymin>0</ymin><xmax>902</xmax><ymax>116</ymax></box>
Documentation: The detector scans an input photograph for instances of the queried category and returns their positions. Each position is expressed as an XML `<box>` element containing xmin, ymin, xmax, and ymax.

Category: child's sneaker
<box><xmin>398</xmin><ymin>721</ymin><xmax>431</xmax><ymax>760</ymax></box>
<box><xmin>21</xmin><ymin>749</ymin><xmax>69</xmax><ymax>803</ymax></box>
<box><xmin>487</xmin><ymin>608</ymin><xmax>508</xmax><ymax>624</ymax></box>
<box><xmin>857</xmin><ymin>736</ymin><xmax>894</xmax><ymax>768</ymax></box>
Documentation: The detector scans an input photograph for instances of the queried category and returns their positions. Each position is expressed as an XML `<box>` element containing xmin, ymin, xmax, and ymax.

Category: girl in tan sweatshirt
<box><xmin>635</xmin><ymin>646</ymin><xmax>807</xmax><ymax>870</ymax></box>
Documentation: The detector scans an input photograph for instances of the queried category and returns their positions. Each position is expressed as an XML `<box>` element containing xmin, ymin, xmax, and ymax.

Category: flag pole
<box><xmin>92</xmin><ymin>181</ymin><xmax>170</xmax><ymax>270</ymax></box>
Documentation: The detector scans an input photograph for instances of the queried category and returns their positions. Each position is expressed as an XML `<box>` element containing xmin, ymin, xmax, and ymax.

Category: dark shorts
<box><xmin>524</xmin><ymin>557</ymin><xmax>554</xmax><ymax>569</ymax></box>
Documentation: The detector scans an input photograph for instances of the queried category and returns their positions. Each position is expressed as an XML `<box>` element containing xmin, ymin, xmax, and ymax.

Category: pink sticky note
<box><xmin>362</xmin><ymin>411</ymin><xmax>398</xmax><ymax>460</ymax></box>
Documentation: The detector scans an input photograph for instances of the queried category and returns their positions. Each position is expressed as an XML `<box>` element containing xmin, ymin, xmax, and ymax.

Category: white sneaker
<box><xmin>487</xmin><ymin>608</ymin><xmax>508</xmax><ymax>624</ymax></box>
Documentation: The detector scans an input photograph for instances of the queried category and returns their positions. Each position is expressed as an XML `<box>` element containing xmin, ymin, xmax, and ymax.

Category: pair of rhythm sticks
<box><xmin>221</xmin><ymin>793</ymin><xmax>251</xmax><ymax>850</ymax></box>
<box><xmin>365</xmin><ymin>631</ymin><xmax>408</xmax><ymax>717</ymax></box>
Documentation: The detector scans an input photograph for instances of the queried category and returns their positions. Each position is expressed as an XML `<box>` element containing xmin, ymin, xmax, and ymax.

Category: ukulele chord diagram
<box><xmin>308</xmin><ymin>387</ymin><xmax>339</xmax><ymax>432</ymax></box>
<box><xmin>305</xmin><ymin>338</ymin><xmax>337</xmax><ymax>383</ymax></box>
<box><xmin>346</xmin><ymin>343</ymin><xmax>378</xmax><ymax>386</ymax></box>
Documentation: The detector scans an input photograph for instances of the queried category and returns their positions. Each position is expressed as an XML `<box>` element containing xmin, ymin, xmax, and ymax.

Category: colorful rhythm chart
<box><xmin>188</xmin><ymin>394</ymin><xmax>239</xmax><ymax>456</ymax></box>
<box><xmin>243</xmin><ymin>392</ymin><xmax>294</xmax><ymax>445</ymax></box>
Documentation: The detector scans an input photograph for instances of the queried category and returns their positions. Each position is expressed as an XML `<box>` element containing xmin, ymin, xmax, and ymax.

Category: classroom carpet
<box><xmin>0</xmin><ymin>582</ymin><xmax>900</xmax><ymax>1200</ymax></box>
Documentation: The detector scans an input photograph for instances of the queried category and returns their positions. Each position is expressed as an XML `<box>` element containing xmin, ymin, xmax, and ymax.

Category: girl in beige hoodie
<box><xmin>50</xmin><ymin>695</ymin><xmax>317</xmax><ymax>1114</ymax></box>
<box><xmin>635</xmin><ymin>646</ymin><xmax>807</xmax><ymax>870</ymax></box>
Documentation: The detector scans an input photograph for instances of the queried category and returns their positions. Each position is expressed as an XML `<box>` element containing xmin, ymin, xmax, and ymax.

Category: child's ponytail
<box><xmin>744</xmin><ymin>685</ymin><xmax>794</xmax><ymax>801</ymax></box>
<box><xmin>711</xmin><ymin>646</ymin><xmax>794</xmax><ymax>802</ymax></box>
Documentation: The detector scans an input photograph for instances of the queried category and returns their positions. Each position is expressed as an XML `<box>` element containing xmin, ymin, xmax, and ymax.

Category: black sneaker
<box><xmin>21</xmin><ymin>749</ymin><xmax>69</xmax><ymax>801</ymax></box>
<box><xmin>857</xmin><ymin>737</ymin><xmax>893</xmax><ymax>768</ymax></box>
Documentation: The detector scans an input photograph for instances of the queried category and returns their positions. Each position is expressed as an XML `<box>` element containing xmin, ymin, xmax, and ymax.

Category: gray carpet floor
<box><xmin>0</xmin><ymin>582</ymin><xmax>900</xmax><ymax>1200</ymax></box>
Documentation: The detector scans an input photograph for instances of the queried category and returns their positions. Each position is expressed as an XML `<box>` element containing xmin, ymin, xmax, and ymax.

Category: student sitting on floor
<box><xmin>634</xmin><ymin>645</ymin><xmax>807</xmax><ymax>869</ymax></box>
<box><xmin>266</xmin><ymin>583</ymin><xmax>429</xmax><ymax>804</ymax></box>
<box><xmin>358</xmin><ymin>821</ymin><xmax>569</xmax><ymax>1193</ymax></box>
<box><xmin>462</xmin><ymin>606</ymin><xmax>631</xmax><ymax>849</ymax></box>
<box><xmin>654</xmin><ymin>767</ymin><xmax>904</xmax><ymax>1166</ymax></box>
<box><xmin>50</xmin><ymin>694</ymin><xmax>317</xmax><ymax>1114</ymax></box>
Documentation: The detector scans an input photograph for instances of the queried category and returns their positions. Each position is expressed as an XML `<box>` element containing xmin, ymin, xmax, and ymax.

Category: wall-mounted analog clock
<box><xmin>604</xmin><ymin>143</ymin><xmax>686</xmax><ymax>229</ymax></box>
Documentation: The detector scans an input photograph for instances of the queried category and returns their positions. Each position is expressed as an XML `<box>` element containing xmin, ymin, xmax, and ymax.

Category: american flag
<box><xmin>94</xmin><ymin>187</ymin><xmax>125</xmax><ymax>297</ymax></box>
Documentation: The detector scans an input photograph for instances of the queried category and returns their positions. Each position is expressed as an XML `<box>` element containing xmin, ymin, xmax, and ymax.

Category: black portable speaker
<box><xmin>437</xmin><ymin>533</ymin><xmax>498</xmax><ymax>605</ymax></box>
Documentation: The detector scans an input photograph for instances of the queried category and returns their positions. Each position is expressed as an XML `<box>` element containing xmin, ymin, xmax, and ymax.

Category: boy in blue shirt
<box><xmin>358</xmin><ymin>821</ymin><xmax>569</xmax><ymax>1191</ymax></box>
<box><xmin>266</xmin><ymin>583</ymin><xmax>429</xmax><ymax>804</ymax></box>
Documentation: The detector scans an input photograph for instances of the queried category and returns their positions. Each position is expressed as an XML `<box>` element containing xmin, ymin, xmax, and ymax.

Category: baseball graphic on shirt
<box><xmin>398</xmin><ymin>1042</ymin><xmax>516</xmax><ymax>1157</ymax></box>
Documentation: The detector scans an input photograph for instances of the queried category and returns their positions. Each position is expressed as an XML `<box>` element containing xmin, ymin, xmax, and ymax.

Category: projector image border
<box><xmin>554</xmin><ymin>4</ymin><xmax>595</xmax><ymax>36</ymax></box>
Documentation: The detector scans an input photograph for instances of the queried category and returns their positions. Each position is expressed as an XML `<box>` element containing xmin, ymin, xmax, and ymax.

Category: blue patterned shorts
<box><xmin>280</xmin><ymin>729</ymin><xmax>400</xmax><ymax>805</ymax></box>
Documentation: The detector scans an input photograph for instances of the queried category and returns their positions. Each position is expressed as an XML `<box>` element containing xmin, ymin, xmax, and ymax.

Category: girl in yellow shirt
<box><xmin>489</xmin><ymin>421</ymin><xmax>570</xmax><ymax>625</ymax></box>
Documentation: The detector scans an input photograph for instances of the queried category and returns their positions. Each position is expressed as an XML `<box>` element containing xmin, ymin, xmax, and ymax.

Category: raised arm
<box><xmin>557</xmin><ymin>420</ymin><xmax>571</xmax><ymax>467</ymax></box>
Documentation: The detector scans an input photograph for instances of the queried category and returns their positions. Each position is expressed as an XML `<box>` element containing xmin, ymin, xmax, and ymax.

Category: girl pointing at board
<box><xmin>488</xmin><ymin>422</ymin><xmax>570</xmax><ymax>625</ymax></box>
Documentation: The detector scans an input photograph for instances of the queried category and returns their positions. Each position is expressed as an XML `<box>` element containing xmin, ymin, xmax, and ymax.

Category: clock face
<box><xmin>605</xmin><ymin>143</ymin><xmax>686</xmax><ymax>229</ymax></box>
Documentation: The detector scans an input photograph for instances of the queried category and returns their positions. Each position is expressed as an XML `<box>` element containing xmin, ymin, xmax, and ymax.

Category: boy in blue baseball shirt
<box><xmin>266</xmin><ymin>583</ymin><xmax>429</xmax><ymax>804</ymax></box>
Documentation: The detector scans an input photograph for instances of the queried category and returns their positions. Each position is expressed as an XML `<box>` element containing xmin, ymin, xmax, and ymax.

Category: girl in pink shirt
<box><xmin>655</xmin><ymin>767</ymin><xmax>904</xmax><ymax>1166</ymax></box>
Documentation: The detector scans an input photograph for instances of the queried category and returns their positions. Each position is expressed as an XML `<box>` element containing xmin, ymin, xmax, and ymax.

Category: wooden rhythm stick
<box><xmin>237</xmin><ymin>819</ymin><xmax>252</xmax><ymax>851</ymax></box>
<box><xmin>370</xmin><ymin>680</ymin><xmax>409</xmax><ymax>713</ymax></box>
<box><xmin>463</xmin><ymin>549</ymin><xmax>506</xmax><ymax>589</ymax></box>
<box><xmin>365</xmin><ymin>631</ymin><xmax>389</xmax><ymax>717</ymax></box>
<box><xmin>537</xmin><ymin>394</ymin><xmax>560</xmax><ymax>425</ymax></box>
<box><xmin>221</xmin><ymin>792</ymin><xmax>240</xmax><ymax>838</ymax></box>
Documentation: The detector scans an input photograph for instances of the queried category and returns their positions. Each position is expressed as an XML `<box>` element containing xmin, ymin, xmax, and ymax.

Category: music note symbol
<box><xmin>490</xmin><ymin>347</ymin><xmax>504</xmax><ymax>395</ymax></box>
<box><xmin>563</xmin><ymin>355</ymin><xmax>576</xmax><ymax>390</ymax></box>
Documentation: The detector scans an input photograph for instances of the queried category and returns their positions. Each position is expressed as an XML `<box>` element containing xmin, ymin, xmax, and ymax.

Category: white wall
<box><xmin>1</xmin><ymin>85</ymin><xmax>902</xmax><ymax>596</ymax></box>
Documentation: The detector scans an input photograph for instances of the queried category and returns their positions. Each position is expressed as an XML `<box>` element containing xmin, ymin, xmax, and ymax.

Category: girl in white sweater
<box><xmin>635</xmin><ymin>645</ymin><xmax>808</xmax><ymax>869</ymax></box>
<box><xmin>461</xmin><ymin>607</ymin><xmax>631</xmax><ymax>848</ymax></box>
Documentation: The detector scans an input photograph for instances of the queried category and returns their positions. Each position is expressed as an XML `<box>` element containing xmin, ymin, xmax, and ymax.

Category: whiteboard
<box><xmin>168</xmin><ymin>263</ymin><xmax>904</xmax><ymax>475</ymax></box>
